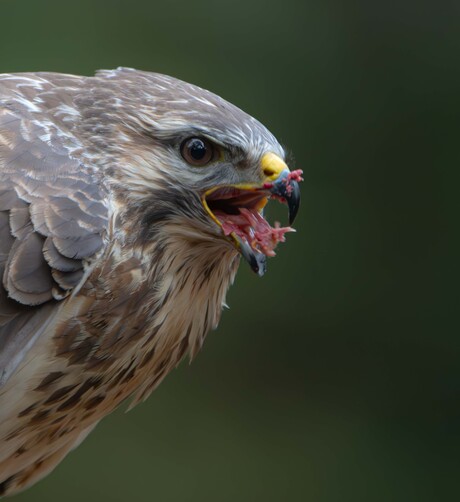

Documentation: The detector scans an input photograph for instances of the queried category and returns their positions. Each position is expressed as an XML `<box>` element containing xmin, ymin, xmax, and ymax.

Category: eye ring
<box><xmin>180</xmin><ymin>137</ymin><xmax>215</xmax><ymax>167</ymax></box>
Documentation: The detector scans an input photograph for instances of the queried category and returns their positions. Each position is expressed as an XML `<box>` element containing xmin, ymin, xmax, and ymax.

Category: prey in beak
<box><xmin>202</xmin><ymin>153</ymin><xmax>303</xmax><ymax>276</ymax></box>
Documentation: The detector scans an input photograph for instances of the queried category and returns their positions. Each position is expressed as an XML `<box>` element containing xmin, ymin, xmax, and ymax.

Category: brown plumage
<box><xmin>0</xmin><ymin>68</ymin><xmax>301</xmax><ymax>496</ymax></box>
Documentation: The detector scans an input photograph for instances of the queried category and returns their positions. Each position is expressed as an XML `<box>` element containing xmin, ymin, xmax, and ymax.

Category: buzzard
<box><xmin>0</xmin><ymin>68</ymin><xmax>301</xmax><ymax>496</ymax></box>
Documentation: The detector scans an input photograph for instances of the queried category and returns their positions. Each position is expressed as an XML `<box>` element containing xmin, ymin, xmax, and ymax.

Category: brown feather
<box><xmin>0</xmin><ymin>68</ymin><xmax>287</xmax><ymax>496</ymax></box>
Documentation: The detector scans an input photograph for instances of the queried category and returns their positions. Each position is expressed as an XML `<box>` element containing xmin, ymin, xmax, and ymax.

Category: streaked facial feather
<box><xmin>0</xmin><ymin>67</ymin><xmax>293</xmax><ymax>496</ymax></box>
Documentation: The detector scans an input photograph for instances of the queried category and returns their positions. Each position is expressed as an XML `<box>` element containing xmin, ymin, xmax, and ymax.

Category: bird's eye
<box><xmin>181</xmin><ymin>137</ymin><xmax>215</xmax><ymax>167</ymax></box>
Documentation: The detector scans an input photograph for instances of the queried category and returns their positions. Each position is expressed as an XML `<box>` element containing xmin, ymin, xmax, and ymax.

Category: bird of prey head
<box><xmin>0</xmin><ymin>67</ymin><xmax>302</xmax><ymax>496</ymax></box>
<box><xmin>72</xmin><ymin>68</ymin><xmax>302</xmax><ymax>276</ymax></box>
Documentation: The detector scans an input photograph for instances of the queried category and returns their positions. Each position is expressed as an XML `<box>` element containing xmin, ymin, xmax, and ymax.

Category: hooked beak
<box><xmin>260</xmin><ymin>152</ymin><xmax>301</xmax><ymax>225</ymax></box>
<box><xmin>202</xmin><ymin>152</ymin><xmax>302</xmax><ymax>276</ymax></box>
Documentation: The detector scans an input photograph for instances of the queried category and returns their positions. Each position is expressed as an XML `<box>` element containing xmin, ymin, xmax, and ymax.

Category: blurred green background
<box><xmin>1</xmin><ymin>0</ymin><xmax>457</xmax><ymax>500</ymax></box>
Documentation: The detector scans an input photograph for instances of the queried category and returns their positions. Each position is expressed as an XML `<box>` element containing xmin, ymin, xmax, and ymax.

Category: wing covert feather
<box><xmin>0</xmin><ymin>75</ymin><xmax>109</xmax><ymax>386</ymax></box>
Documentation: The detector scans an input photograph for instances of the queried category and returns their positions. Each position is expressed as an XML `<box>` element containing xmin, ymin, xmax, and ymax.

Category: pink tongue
<box><xmin>215</xmin><ymin>208</ymin><xmax>294</xmax><ymax>257</ymax></box>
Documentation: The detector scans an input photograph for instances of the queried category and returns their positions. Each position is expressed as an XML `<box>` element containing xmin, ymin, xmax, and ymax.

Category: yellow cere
<box><xmin>260</xmin><ymin>152</ymin><xmax>289</xmax><ymax>182</ymax></box>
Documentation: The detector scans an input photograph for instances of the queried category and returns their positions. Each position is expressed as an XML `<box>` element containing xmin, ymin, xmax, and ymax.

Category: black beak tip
<box><xmin>237</xmin><ymin>237</ymin><xmax>267</xmax><ymax>277</ymax></box>
<box><xmin>269</xmin><ymin>173</ymin><xmax>301</xmax><ymax>226</ymax></box>
<box><xmin>248</xmin><ymin>250</ymin><xmax>267</xmax><ymax>277</ymax></box>
<box><xmin>288</xmin><ymin>181</ymin><xmax>301</xmax><ymax>225</ymax></box>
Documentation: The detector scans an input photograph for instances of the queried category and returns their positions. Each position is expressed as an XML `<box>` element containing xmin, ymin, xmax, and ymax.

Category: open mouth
<box><xmin>202</xmin><ymin>170</ymin><xmax>303</xmax><ymax>276</ymax></box>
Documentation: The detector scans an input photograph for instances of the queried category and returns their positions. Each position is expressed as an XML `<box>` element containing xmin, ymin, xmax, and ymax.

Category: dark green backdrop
<box><xmin>1</xmin><ymin>0</ymin><xmax>457</xmax><ymax>501</ymax></box>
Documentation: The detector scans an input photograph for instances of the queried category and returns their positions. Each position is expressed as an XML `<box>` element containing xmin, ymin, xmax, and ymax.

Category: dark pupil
<box><xmin>189</xmin><ymin>139</ymin><xmax>207</xmax><ymax>160</ymax></box>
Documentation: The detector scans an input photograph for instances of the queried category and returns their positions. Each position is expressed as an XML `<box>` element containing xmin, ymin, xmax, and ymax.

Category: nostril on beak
<box><xmin>260</xmin><ymin>152</ymin><xmax>289</xmax><ymax>181</ymax></box>
<box><xmin>263</xmin><ymin>166</ymin><xmax>277</xmax><ymax>178</ymax></box>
